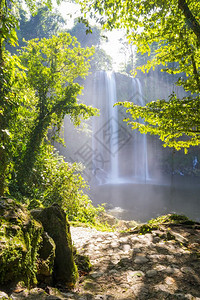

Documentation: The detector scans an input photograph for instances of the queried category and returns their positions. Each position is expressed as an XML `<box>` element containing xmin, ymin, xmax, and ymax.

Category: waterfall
<box><xmin>132</xmin><ymin>78</ymin><xmax>150</xmax><ymax>182</ymax></box>
<box><xmin>92</xmin><ymin>71</ymin><xmax>119</xmax><ymax>184</ymax></box>
<box><xmin>92</xmin><ymin>71</ymin><xmax>150</xmax><ymax>185</ymax></box>
<box><xmin>106</xmin><ymin>72</ymin><xmax>119</xmax><ymax>181</ymax></box>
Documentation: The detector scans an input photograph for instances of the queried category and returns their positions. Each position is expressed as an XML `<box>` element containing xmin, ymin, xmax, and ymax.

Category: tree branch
<box><xmin>178</xmin><ymin>0</ymin><xmax>200</xmax><ymax>42</ymax></box>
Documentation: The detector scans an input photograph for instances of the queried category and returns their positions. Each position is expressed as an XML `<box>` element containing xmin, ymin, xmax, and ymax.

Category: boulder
<box><xmin>0</xmin><ymin>198</ymin><xmax>43</xmax><ymax>287</ymax></box>
<box><xmin>31</xmin><ymin>204</ymin><xmax>78</xmax><ymax>287</ymax></box>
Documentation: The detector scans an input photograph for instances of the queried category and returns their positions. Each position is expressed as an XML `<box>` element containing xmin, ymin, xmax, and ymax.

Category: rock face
<box><xmin>0</xmin><ymin>198</ymin><xmax>43</xmax><ymax>287</ymax></box>
<box><xmin>31</xmin><ymin>204</ymin><xmax>78</xmax><ymax>287</ymax></box>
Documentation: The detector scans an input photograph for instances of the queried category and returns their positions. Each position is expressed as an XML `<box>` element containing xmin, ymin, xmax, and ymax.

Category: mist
<box><xmin>56</xmin><ymin>69</ymin><xmax>200</xmax><ymax>223</ymax></box>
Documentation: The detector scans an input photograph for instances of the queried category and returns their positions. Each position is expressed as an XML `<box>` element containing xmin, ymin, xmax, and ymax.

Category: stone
<box><xmin>127</xmin><ymin>271</ymin><xmax>145</xmax><ymax>283</ymax></box>
<box><xmin>181</xmin><ymin>267</ymin><xmax>194</xmax><ymax>274</ymax></box>
<box><xmin>37</xmin><ymin>231</ymin><xmax>56</xmax><ymax>284</ymax></box>
<box><xmin>132</xmin><ymin>248</ymin><xmax>142</xmax><ymax>253</ymax></box>
<box><xmin>0</xmin><ymin>291</ymin><xmax>9</xmax><ymax>299</ymax></box>
<box><xmin>146</xmin><ymin>269</ymin><xmax>158</xmax><ymax>277</ymax></box>
<box><xmin>165</xmin><ymin>276</ymin><xmax>175</xmax><ymax>285</ymax></box>
<box><xmin>0</xmin><ymin>198</ymin><xmax>43</xmax><ymax>287</ymax></box>
<box><xmin>122</xmin><ymin>244</ymin><xmax>131</xmax><ymax>252</ymax></box>
<box><xmin>134</xmin><ymin>255</ymin><xmax>149</xmax><ymax>264</ymax></box>
<box><xmin>94</xmin><ymin>295</ymin><xmax>107</xmax><ymax>300</ymax></box>
<box><xmin>90</xmin><ymin>272</ymin><xmax>103</xmax><ymax>278</ymax></box>
<box><xmin>74</xmin><ymin>254</ymin><xmax>92</xmax><ymax>274</ymax></box>
<box><xmin>170</xmin><ymin>231</ymin><xmax>188</xmax><ymax>245</ymax></box>
<box><xmin>31</xmin><ymin>204</ymin><xmax>78</xmax><ymax>287</ymax></box>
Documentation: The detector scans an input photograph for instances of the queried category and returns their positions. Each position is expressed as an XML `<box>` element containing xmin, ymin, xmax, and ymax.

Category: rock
<box><xmin>165</xmin><ymin>276</ymin><xmax>175</xmax><ymax>285</ymax></box>
<box><xmin>31</xmin><ymin>204</ymin><xmax>78</xmax><ymax>287</ymax></box>
<box><xmin>37</xmin><ymin>232</ymin><xmax>56</xmax><ymax>284</ymax></box>
<box><xmin>170</xmin><ymin>231</ymin><xmax>188</xmax><ymax>245</ymax></box>
<box><xmin>0</xmin><ymin>291</ymin><xmax>10</xmax><ymax>299</ymax></box>
<box><xmin>0</xmin><ymin>198</ymin><xmax>43</xmax><ymax>287</ymax></box>
<box><xmin>134</xmin><ymin>255</ymin><xmax>149</xmax><ymax>264</ymax></box>
<box><xmin>181</xmin><ymin>267</ymin><xmax>194</xmax><ymax>274</ymax></box>
<box><xmin>122</xmin><ymin>244</ymin><xmax>131</xmax><ymax>252</ymax></box>
<box><xmin>132</xmin><ymin>248</ymin><xmax>142</xmax><ymax>253</ymax></box>
<box><xmin>90</xmin><ymin>272</ymin><xmax>103</xmax><ymax>279</ymax></box>
<box><xmin>146</xmin><ymin>270</ymin><xmax>158</xmax><ymax>277</ymax></box>
<box><xmin>74</xmin><ymin>254</ymin><xmax>92</xmax><ymax>274</ymax></box>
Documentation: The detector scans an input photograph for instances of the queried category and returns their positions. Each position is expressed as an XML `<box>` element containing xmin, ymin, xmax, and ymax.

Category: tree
<box><xmin>68</xmin><ymin>20</ymin><xmax>113</xmax><ymax>71</ymax></box>
<box><xmin>7</xmin><ymin>6</ymin><xmax>66</xmax><ymax>53</ymax></box>
<box><xmin>15</xmin><ymin>33</ymin><xmax>97</xmax><ymax>192</ymax></box>
<box><xmin>78</xmin><ymin>0</ymin><xmax>200</xmax><ymax>151</ymax></box>
<box><xmin>0</xmin><ymin>0</ymin><xmax>67</xmax><ymax>196</ymax></box>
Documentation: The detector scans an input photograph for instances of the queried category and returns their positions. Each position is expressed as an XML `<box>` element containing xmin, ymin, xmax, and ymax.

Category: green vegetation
<box><xmin>78</xmin><ymin>0</ymin><xmax>200</xmax><ymax>151</ymax></box>
<box><xmin>136</xmin><ymin>214</ymin><xmax>195</xmax><ymax>234</ymax></box>
<box><xmin>0</xmin><ymin>0</ymin><xmax>103</xmax><ymax>228</ymax></box>
<box><xmin>0</xmin><ymin>199</ymin><xmax>43</xmax><ymax>287</ymax></box>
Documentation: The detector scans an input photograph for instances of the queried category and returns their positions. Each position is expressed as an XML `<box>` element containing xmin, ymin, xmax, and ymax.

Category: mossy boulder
<box><xmin>135</xmin><ymin>214</ymin><xmax>197</xmax><ymax>235</ymax></box>
<box><xmin>31</xmin><ymin>204</ymin><xmax>78</xmax><ymax>287</ymax></box>
<box><xmin>0</xmin><ymin>198</ymin><xmax>43</xmax><ymax>287</ymax></box>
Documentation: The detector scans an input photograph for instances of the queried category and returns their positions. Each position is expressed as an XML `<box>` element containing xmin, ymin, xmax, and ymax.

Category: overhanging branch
<box><xmin>178</xmin><ymin>0</ymin><xmax>200</xmax><ymax>42</ymax></box>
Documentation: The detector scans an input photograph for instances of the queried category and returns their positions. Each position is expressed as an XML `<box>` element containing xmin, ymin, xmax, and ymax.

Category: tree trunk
<box><xmin>178</xmin><ymin>0</ymin><xmax>200</xmax><ymax>42</ymax></box>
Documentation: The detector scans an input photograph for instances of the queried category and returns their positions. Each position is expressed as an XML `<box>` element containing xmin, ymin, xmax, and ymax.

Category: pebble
<box><xmin>146</xmin><ymin>269</ymin><xmax>158</xmax><ymax>277</ymax></box>
<box><xmin>122</xmin><ymin>244</ymin><xmax>131</xmax><ymax>252</ymax></box>
<box><xmin>181</xmin><ymin>267</ymin><xmax>194</xmax><ymax>274</ymax></box>
<box><xmin>90</xmin><ymin>272</ymin><xmax>103</xmax><ymax>278</ymax></box>
<box><xmin>134</xmin><ymin>255</ymin><xmax>149</xmax><ymax>264</ymax></box>
<box><xmin>165</xmin><ymin>276</ymin><xmax>176</xmax><ymax>285</ymax></box>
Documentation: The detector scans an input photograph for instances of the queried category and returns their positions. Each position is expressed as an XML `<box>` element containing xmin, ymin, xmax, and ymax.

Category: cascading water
<box><xmin>92</xmin><ymin>71</ymin><xmax>150</xmax><ymax>184</ymax></box>
<box><xmin>60</xmin><ymin>70</ymin><xmax>200</xmax><ymax>222</ymax></box>
<box><xmin>92</xmin><ymin>71</ymin><xmax>119</xmax><ymax>184</ymax></box>
<box><xmin>132</xmin><ymin>78</ymin><xmax>150</xmax><ymax>182</ymax></box>
<box><xmin>106</xmin><ymin>72</ymin><xmax>119</xmax><ymax>181</ymax></box>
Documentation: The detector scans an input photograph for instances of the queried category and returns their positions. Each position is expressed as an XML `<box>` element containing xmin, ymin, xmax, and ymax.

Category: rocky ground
<box><xmin>1</xmin><ymin>216</ymin><xmax>200</xmax><ymax>300</ymax></box>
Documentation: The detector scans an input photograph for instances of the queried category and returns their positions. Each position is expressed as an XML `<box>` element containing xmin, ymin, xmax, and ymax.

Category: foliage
<box><xmin>68</xmin><ymin>19</ymin><xmax>101</xmax><ymax>48</ymax></box>
<box><xmin>78</xmin><ymin>0</ymin><xmax>200</xmax><ymax>150</ymax></box>
<box><xmin>137</xmin><ymin>213</ymin><xmax>195</xmax><ymax>234</ymax></box>
<box><xmin>7</xmin><ymin>6</ymin><xmax>66</xmax><ymax>54</ymax></box>
<box><xmin>148</xmin><ymin>214</ymin><xmax>195</xmax><ymax>226</ymax></box>
<box><xmin>0</xmin><ymin>0</ymin><xmax>63</xmax><ymax>195</ymax></box>
<box><xmin>11</xmin><ymin>145</ymin><xmax>104</xmax><ymax>225</ymax></box>
<box><xmin>0</xmin><ymin>0</ymin><xmax>103</xmax><ymax>230</ymax></box>
<box><xmin>14</xmin><ymin>32</ymin><xmax>98</xmax><ymax>191</ymax></box>
<box><xmin>116</xmin><ymin>94</ymin><xmax>200</xmax><ymax>152</ymax></box>
<box><xmin>68</xmin><ymin>20</ymin><xmax>113</xmax><ymax>71</ymax></box>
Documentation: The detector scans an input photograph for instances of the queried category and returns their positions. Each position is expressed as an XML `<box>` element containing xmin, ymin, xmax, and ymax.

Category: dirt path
<box><xmin>3</xmin><ymin>221</ymin><xmax>200</xmax><ymax>300</ymax></box>
<box><xmin>68</xmin><ymin>224</ymin><xmax>200</xmax><ymax>299</ymax></box>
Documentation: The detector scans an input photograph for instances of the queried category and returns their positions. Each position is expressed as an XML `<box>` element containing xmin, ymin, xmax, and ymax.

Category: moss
<box><xmin>31</xmin><ymin>204</ymin><xmax>79</xmax><ymax>287</ymax></box>
<box><xmin>148</xmin><ymin>214</ymin><xmax>195</xmax><ymax>226</ymax></box>
<box><xmin>136</xmin><ymin>214</ymin><xmax>195</xmax><ymax>235</ymax></box>
<box><xmin>0</xmin><ymin>198</ymin><xmax>43</xmax><ymax>287</ymax></box>
<box><xmin>74</xmin><ymin>252</ymin><xmax>92</xmax><ymax>274</ymax></box>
